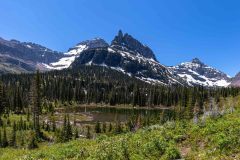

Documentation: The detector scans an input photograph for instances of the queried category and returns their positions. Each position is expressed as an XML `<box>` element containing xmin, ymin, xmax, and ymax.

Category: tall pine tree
<box><xmin>29</xmin><ymin>70</ymin><xmax>42</xmax><ymax>138</ymax></box>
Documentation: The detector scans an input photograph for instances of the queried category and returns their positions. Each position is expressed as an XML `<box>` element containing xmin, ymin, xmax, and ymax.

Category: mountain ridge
<box><xmin>0</xmin><ymin>37</ymin><xmax>63</xmax><ymax>74</ymax></box>
<box><xmin>0</xmin><ymin>31</ymin><xmax>237</xmax><ymax>87</ymax></box>
<box><xmin>68</xmin><ymin>30</ymin><xmax>185</xmax><ymax>85</ymax></box>
<box><xmin>169</xmin><ymin>58</ymin><xmax>231</xmax><ymax>87</ymax></box>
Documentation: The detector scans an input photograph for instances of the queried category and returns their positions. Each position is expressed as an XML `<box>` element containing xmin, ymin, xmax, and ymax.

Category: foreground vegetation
<box><xmin>0</xmin><ymin>106</ymin><xmax>239</xmax><ymax>160</ymax></box>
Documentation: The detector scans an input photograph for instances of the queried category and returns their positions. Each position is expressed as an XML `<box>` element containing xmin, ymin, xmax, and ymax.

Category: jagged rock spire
<box><xmin>118</xmin><ymin>30</ymin><xmax>123</xmax><ymax>38</ymax></box>
<box><xmin>192</xmin><ymin>58</ymin><xmax>204</xmax><ymax>65</ymax></box>
<box><xmin>111</xmin><ymin>30</ymin><xmax>157</xmax><ymax>61</ymax></box>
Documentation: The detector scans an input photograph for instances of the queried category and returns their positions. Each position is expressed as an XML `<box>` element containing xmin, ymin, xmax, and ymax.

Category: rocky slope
<box><xmin>67</xmin><ymin>31</ymin><xmax>185</xmax><ymax>85</ymax></box>
<box><xmin>230</xmin><ymin>72</ymin><xmax>240</xmax><ymax>87</ymax></box>
<box><xmin>0</xmin><ymin>37</ymin><xmax>62</xmax><ymax>74</ymax></box>
<box><xmin>169</xmin><ymin>58</ymin><xmax>231</xmax><ymax>87</ymax></box>
<box><xmin>45</xmin><ymin>38</ymin><xmax>108</xmax><ymax>70</ymax></box>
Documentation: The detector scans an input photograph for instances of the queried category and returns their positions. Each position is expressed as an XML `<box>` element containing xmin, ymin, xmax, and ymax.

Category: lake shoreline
<box><xmin>55</xmin><ymin>103</ymin><xmax>174</xmax><ymax>112</ymax></box>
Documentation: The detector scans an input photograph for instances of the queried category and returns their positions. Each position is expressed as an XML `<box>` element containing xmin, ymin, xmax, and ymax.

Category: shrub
<box><xmin>28</xmin><ymin>133</ymin><xmax>38</xmax><ymax>149</ymax></box>
<box><xmin>163</xmin><ymin>145</ymin><xmax>181</xmax><ymax>160</ymax></box>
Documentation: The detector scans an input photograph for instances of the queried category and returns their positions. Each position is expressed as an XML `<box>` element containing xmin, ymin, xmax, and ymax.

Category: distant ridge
<box><xmin>169</xmin><ymin>58</ymin><xmax>231</xmax><ymax>87</ymax></box>
<box><xmin>0</xmin><ymin>31</ymin><xmax>235</xmax><ymax>87</ymax></box>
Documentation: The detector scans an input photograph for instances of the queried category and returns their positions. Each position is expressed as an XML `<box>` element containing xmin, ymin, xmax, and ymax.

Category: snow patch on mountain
<box><xmin>169</xmin><ymin>58</ymin><xmax>231</xmax><ymax>87</ymax></box>
<box><xmin>178</xmin><ymin>73</ymin><xmax>230</xmax><ymax>87</ymax></box>
<box><xmin>65</xmin><ymin>44</ymin><xmax>88</xmax><ymax>56</ymax></box>
<box><xmin>46</xmin><ymin>44</ymin><xmax>88</xmax><ymax>70</ymax></box>
<box><xmin>46</xmin><ymin>38</ymin><xmax>108</xmax><ymax>70</ymax></box>
<box><xmin>137</xmin><ymin>77</ymin><xmax>167</xmax><ymax>85</ymax></box>
<box><xmin>25</xmin><ymin>44</ymin><xmax>32</xmax><ymax>49</ymax></box>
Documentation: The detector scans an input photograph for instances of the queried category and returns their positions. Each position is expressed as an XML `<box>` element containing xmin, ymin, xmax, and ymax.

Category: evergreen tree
<box><xmin>19</xmin><ymin>117</ymin><xmax>24</xmax><ymax>130</ymax></box>
<box><xmin>102</xmin><ymin>122</ymin><xmax>106</xmax><ymax>133</ymax></box>
<box><xmin>20</xmin><ymin>131</ymin><xmax>25</xmax><ymax>147</ymax></box>
<box><xmin>52</xmin><ymin>118</ymin><xmax>56</xmax><ymax>132</ymax></box>
<box><xmin>2</xmin><ymin>128</ymin><xmax>8</xmax><ymax>148</ymax></box>
<box><xmin>2</xmin><ymin>86</ymin><xmax>8</xmax><ymax>114</ymax></box>
<box><xmin>108</xmin><ymin>123</ymin><xmax>113</xmax><ymax>132</ymax></box>
<box><xmin>0</xmin><ymin>129</ymin><xmax>2</xmax><ymax>147</ymax></box>
<box><xmin>109</xmin><ymin>90</ymin><xmax>116</xmax><ymax>106</ymax></box>
<box><xmin>86</xmin><ymin>126</ymin><xmax>91</xmax><ymax>139</ymax></box>
<box><xmin>184</xmin><ymin>91</ymin><xmax>194</xmax><ymax>119</ymax></box>
<box><xmin>60</xmin><ymin>115</ymin><xmax>67</xmax><ymax>142</ymax></box>
<box><xmin>115</xmin><ymin>121</ymin><xmax>123</xmax><ymax>134</ymax></box>
<box><xmin>29</xmin><ymin>70</ymin><xmax>42</xmax><ymax>138</ymax></box>
<box><xmin>95</xmin><ymin>121</ymin><xmax>101</xmax><ymax>133</ymax></box>
<box><xmin>42</xmin><ymin>121</ymin><xmax>45</xmax><ymax>130</ymax></box>
<box><xmin>9</xmin><ymin>121</ymin><xmax>17</xmax><ymax>147</ymax></box>
<box><xmin>28</xmin><ymin>132</ymin><xmax>38</xmax><ymax>149</ymax></box>
<box><xmin>27</xmin><ymin>108</ymin><xmax>30</xmax><ymax>122</ymax></box>
<box><xmin>59</xmin><ymin>115</ymin><xmax>72</xmax><ymax>142</ymax></box>
<box><xmin>74</xmin><ymin>128</ymin><xmax>79</xmax><ymax>139</ymax></box>
<box><xmin>132</xmin><ymin>85</ymin><xmax>140</xmax><ymax>106</ymax></box>
<box><xmin>55</xmin><ymin>129</ymin><xmax>62</xmax><ymax>143</ymax></box>
<box><xmin>127</xmin><ymin>118</ymin><xmax>134</xmax><ymax>132</ymax></box>
<box><xmin>0</xmin><ymin>81</ymin><xmax>3</xmax><ymax>115</ymax></box>
<box><xmin>45</xmin><ymin>122</ymin><xmax>50</xmax><ymax>132</ymax></box>
<box><xmin>7</xmin><ymin>118</ymin><xmax>11</xmax><ymax>126</ymax></box>
<box><xmin>0</xmin><ymin>117</ymin><xmax>3</xmax><ymax>127</ymax></box>
<box><xmin>66</xmin><ymin>115</ymin><xmax>72</xmax><ymax>140</ymax></box>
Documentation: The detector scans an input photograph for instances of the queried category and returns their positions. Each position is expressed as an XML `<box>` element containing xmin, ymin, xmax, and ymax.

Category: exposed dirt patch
<box><xmin>180</xmin><ymin>145</ymin><xmax>191</xmax><ymax>158</ymax></box>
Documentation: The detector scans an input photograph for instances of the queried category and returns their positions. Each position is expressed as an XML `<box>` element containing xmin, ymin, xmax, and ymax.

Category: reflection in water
<box><xmin>64</xmin><ymin>106</ymin><xmax>175</xmax><ymax>124</ymax></box>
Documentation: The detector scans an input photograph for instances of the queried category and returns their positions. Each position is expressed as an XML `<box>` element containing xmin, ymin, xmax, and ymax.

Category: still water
<box><xmin>63</xmin><ymin>106</ymin><xmax>175</xmax><ymax>124</ymax></box>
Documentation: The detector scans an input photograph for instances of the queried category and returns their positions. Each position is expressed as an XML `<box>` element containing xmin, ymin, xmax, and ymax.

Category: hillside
<box><xmin>1</xmin><ymin>105</ymin><xmax>240</xmax><ymax>160</ymax></box>
<box><xmin>0</xmin><ymin>37</ymin><xmax>63</xmax><ymax>74</ymax></box>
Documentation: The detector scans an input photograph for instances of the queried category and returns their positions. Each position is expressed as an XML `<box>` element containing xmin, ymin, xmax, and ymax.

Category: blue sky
<box><xmin>0</xmin><ymin>0</ymin><xmax>240</xmax><ymax>76</ymax></box>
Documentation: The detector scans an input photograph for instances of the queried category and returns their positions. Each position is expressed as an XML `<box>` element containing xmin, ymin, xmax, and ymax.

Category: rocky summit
<box><xmin>169</xmin><ymin>58</ymin><xmax>231</xmax><ymax>87</ymax></box>
<box><xmin>111</xmin><ymin>30</ymin><xmax>157</xmax><ymax>61</ymax></box>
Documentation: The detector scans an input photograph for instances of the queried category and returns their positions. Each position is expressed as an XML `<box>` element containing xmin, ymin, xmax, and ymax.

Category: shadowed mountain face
<box><xmin>70</xmin><ymin>31</ymin><xmax>185</xmax><ymax>85</ymax></box>
<box><xmin>0</xmin><ymin>37</ymin><xmax>63</xmax><ymax>74</ymax></box>
<box><xmin>46</xmin><ymin>38</ymin><xmax>109</xmax><ymax>70</ymax></box>
<box><xmin>169</xmin><ymin>58</ymin><xmax>231</xmax><ymax>87</ymax></box>
<box><xmin>111</xmin><ymin>30</ymin><xmax>157</xmax><ymax>61</ymax></box>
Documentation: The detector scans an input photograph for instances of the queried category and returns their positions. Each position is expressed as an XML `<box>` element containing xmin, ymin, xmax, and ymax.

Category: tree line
<box><xmin>1</xmin><ymin>66</ymin><xmax>239</xmax><ymax>115</ymax></box>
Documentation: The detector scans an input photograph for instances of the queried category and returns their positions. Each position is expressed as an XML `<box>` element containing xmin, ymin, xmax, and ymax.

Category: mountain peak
<box><xmin>192</xmin><ymin>58</ymin><xmax>204</xmax><ymax>64</ymax></box>
<box><xmin>118</xmin><ymin>30</ymin><xmax>123</xmax><ymax>38</ymax></box>
<box><xmin>234</xmin><ymin>72</ymin><xmax>240</xmax><ymax>78</ymax></box>
<box><xmin>111</xmin><ymin>30</ymin><xmax>157</xmax><ymax>61</ymax></box>
<box><xmin>69</xmin><ymin>38</ymin><xmax>109</xmax><ymax>52</ymax></box>
<box><xmin>169</xmin><ymin>58</ymin><xmax>231</xmax><ymax>87</ymax></box>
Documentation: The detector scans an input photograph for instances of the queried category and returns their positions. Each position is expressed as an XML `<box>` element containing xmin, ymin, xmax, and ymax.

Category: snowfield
<box><xmin>44</xmin><ymin>44</ymin><xmax>89</xmax><ymax>70</ymax></box>
<box><xmin>169</xmin><ymin>59</ymin><xmax>231</xmax><ymax>87</ymax></box>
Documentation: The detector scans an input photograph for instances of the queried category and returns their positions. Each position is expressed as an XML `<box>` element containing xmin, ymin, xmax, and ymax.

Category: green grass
<box><xmin>1</xmin><ymin>109</ymin><xmax>240</xmax><ymax>160</ymax></box>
